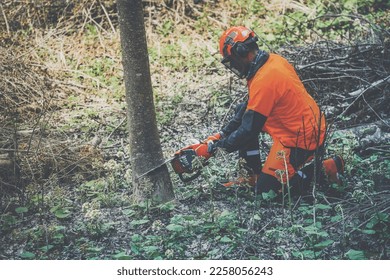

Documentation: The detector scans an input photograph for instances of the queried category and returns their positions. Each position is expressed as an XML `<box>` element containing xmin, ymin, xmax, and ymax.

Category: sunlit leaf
<box><xmin>220</xmin><ymin>236</ymin><xmax>232</xmax><ymax>243</ymax></box>
<box><xmin>346</xmin><ymin>249</ymin><xmax>366</xmax><ymax>260</ymax></box>
<box><xmin>113</xmin><ymin>252</ymin><xmax>131</xmax><ymax>260</ymax></box>
<box><xmin>315</xmin><ymin>204</ymin><xmax>332</xmax><ymax>210</ymax></box>
<box><xmin>20</xmin><ymin>251</ymin><xmax>35</xmax><ymax>259</ymax></box>
<box><xmin>166</xmin><ymin>224</ymin><xmax>184</xmax><ymax>232</ymax></box>
<box><xmin>15</xmin><ymin>207</ymin><xmax>28</xmax><ymax>214</ymax></box>
<box><xmin>314</xmin><ymin>239</ymin><xmax>334</xmax><ymax>249</ymax></box>
<box><xmin>54</xmin><ymin>209</ymin><xmax>71</xmax><ymax>219</ymax></box>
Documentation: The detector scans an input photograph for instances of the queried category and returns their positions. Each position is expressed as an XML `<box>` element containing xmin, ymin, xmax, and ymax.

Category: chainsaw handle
<box><xmin>178</xmin><ymin>170</ymin><xmax>202</xmax><ymax>183</ymax></box>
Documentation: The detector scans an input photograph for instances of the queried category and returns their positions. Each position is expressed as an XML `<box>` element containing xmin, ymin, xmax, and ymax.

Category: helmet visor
<box><xmin>221</xmin><ymin>56</ymin><xmax>248</xmax><ymax>79</ymax></box>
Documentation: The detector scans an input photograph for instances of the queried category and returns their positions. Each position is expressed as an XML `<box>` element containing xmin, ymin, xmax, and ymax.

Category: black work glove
<box><xmin>207</xmin><ymin>141</ymin><xmax>218</xmax><ymax>154</ymax></box>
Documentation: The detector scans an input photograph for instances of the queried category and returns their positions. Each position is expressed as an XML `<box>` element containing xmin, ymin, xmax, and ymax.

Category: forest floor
<box><xmin>0</xmin><ymin>1</ymin><xmax>389</xmax><ymax>260</ymax></box>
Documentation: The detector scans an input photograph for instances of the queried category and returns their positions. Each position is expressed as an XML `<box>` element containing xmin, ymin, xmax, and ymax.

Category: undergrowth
<box><xmin>0</xmin><ymin>0</ymin><xmax>389</xmax><ymax>260</ymax></box>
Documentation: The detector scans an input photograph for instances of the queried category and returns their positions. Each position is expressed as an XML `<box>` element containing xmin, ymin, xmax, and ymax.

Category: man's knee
<box><xmin>255</xmin><ymin>172</ymin><xmax>281</xmax><ymax>194</ymax></box>
<box><xmin>254</xmin><ymin>171</ymin><xmax>312</xmax><ymax>198</ymax></box>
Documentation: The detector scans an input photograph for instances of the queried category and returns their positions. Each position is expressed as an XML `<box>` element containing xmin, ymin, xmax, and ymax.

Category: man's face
<box><xmin>221</xmin><ymin>54</ymin><xmax>250</xmax><ymax>79</ymax></box>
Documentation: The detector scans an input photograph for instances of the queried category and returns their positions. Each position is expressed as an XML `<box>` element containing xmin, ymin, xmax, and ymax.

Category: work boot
<box><xmin>221</xmin><ymin>159</ymin><xmax>260</xmax><ymax>189</ymax></box>
<box><xmin>322</xmin><ymin>155</ymin><xmax>345</xmax><ymax>185</ymax></box>
<box><xmin>222</xmin><ymin>174</ymin><xmax>259</xmax><ymax>188</ymax></box>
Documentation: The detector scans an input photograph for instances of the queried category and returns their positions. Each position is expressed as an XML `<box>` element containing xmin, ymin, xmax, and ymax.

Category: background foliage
<box><xmin>0</xmin><ymin>0</ymin><xmax>389</xmax><ymax>260</ymax></box>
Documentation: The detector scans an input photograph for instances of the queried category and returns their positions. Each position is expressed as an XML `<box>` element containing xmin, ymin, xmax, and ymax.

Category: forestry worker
<box><xmin>177</xmin><ymin>26</ymin><xmax>344</xmax><ymax>197</ymax></box>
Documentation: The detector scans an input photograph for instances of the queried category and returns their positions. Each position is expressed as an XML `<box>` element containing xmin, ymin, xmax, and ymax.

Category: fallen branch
<box><xmin>348</xmin><ymin>75</ymin><xmax>390</xmax><ymax>97</ymax></box>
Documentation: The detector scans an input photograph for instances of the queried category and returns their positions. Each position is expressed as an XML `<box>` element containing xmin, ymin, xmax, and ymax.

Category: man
<box><xmin>178</xmin><ymin>26</ymin><xmax>344</xmax><ymax>196</ymax></box>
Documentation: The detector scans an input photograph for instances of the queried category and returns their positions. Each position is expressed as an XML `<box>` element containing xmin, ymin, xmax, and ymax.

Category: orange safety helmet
<box><xmin>219</xmin><ymin>26</ymin><xmax>257</xmax><ymax>58</ymax></box>
<box><xmin>219</xmin><ymin>26</ymin><xmax>258</xmax><ymax>78</ymax></box>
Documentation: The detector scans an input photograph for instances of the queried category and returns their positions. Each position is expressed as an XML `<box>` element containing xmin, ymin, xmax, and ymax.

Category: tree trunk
<box><xmin>116</xmin><ymin>0</ymin><xmax>174</xmax><ymax>203</ymax></box>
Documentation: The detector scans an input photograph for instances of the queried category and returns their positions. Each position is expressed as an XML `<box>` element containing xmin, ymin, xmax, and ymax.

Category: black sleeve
<box><xmin>221</xmin><ymin>102</ymin><xmax>247</xmax><ymax>137</ymax></box>
<box><xmin>216</xmin><ymin>109</ymin><xmax>267</xmax><ymax>153</ymax></box>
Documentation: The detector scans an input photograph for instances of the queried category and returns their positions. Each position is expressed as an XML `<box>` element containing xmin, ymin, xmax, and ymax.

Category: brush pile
<box><xmin>0</xmin><ymin>46</ymin><xmax>55</xmax><ymax>191</ymax></box>
<box><xmin>286</xmin><ymin>35</ymin><xmax>390</xmax><ymax>128</ymax></box>
<box><xmin>0</xmin><ymin>47</ymin><xmax>55</xmax><ymax>122</ymax></box>
<box><xmin>0</xmin><ymin>0</ymin><xmax>117</xmax><ymax>32</ymax></box>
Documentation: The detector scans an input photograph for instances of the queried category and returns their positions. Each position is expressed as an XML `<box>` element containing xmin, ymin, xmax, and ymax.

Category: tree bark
<box><xmin>116</xmin><ymin>0</ymin><xmax>174</xmax><ymax>203</ymax></box>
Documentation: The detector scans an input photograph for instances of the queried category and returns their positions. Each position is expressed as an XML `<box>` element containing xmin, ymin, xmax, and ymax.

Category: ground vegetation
<box><xmin>0</xmin><ymin>0</ymin><xmax>389</xmax><ymax>260</ymax></box>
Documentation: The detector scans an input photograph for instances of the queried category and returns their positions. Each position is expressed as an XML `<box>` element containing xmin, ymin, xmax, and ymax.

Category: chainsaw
<box><xmin>171</xmin><ymin>149</ymin><xmax>206</xmax><ymax>182</ymax></box>
<box><xmin>135</xmin><ymin>148</ymin><xmax>205</xmax><ymax>183</ymax></box>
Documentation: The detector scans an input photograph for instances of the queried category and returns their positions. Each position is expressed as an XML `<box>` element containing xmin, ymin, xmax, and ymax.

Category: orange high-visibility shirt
<box><xmin>247</xmin><ymin>54</ymin><xmax>326</xmax><ymax>150</ymax></box>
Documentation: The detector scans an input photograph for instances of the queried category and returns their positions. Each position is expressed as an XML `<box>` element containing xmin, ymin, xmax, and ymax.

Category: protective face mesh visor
<box><xmin>221</xmin><ymin>56</ymin><xmax>247</xmax><ymax>79</ymax></box>
<box><xmin>221</xmin><ymin>35</ymin><xmax>257</xmax><ymax>79</ymax></box>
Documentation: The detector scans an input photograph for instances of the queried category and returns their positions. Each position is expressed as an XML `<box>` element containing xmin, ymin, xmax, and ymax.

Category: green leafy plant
<box><xmin>346</xmin><ymin>249</ymin><xmax>366</xmax><ymax>260</ymax></box>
